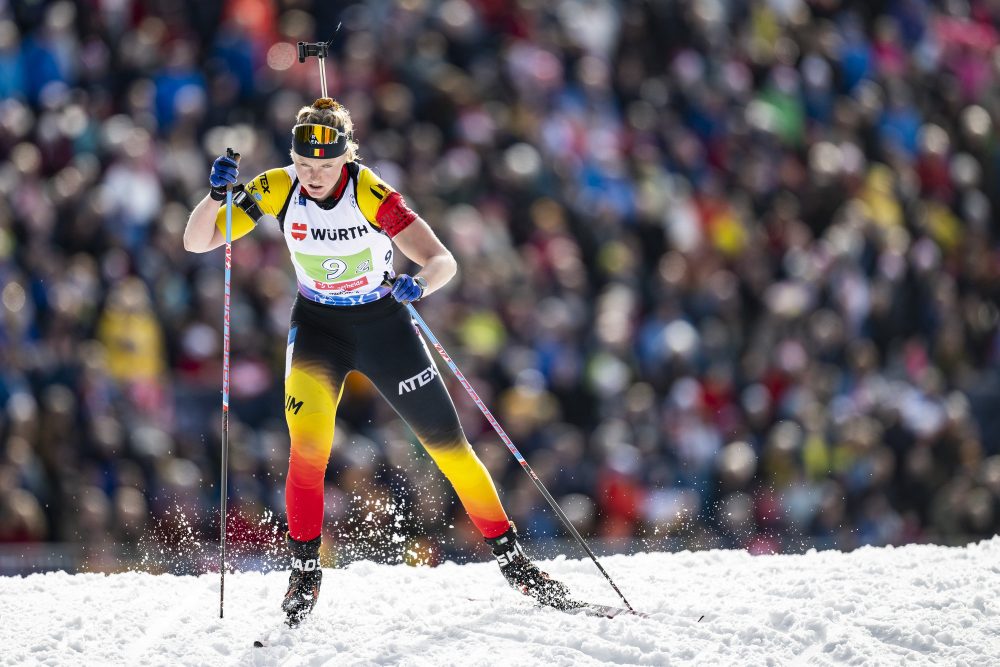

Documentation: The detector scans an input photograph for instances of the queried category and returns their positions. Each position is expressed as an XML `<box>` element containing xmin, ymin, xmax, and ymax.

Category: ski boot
<box><xmin>281</xmin><ymin>534</ymin><xmax>323</xmax><ymax>627</ymax></box>
<box><xmin>485</xmin><ymin>523</ymin><xmax>572</xmax><ymax>609</ymax></box>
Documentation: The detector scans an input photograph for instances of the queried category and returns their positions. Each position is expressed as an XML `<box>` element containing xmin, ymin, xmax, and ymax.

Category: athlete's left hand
<box><xmin>391</xmin><ymin>274</ymin><xmax>425</xmax><ymax>303</ymax></box>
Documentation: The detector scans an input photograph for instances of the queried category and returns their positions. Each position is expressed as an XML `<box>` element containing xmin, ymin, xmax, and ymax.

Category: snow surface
<box><xmin>3</xmin><ymin>539</ymin><xmax>1000</xmax><ymax>666</ymax></box>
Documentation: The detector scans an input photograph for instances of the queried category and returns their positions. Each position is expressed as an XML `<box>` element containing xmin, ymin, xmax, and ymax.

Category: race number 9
<box><xmin>322</xmin><ymin>258</ymin><xmax>348</xmax><ymax>280</ymax></box>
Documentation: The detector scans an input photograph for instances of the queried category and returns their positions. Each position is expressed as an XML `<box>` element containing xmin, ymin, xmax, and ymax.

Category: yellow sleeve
<box><xmin>355</xmin><ymin>165</ymin><xmax>397</xmax><ymax>229</ymax></box>
<box><xmin>214</xmin><ymin>168</ymin><xmax>293</xmax><ymax>240</ymax></box>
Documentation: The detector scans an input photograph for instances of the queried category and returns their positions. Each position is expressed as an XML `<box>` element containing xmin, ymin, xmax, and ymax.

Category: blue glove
<box><xmin>209</xmin><ymin>155</ymin><xmax>239</xmax><ymax>200</ymax></box>
<box><xmin>391</xmin><ymin>274</ymin><xmax>426</xmax><ymax>303</ymax></box>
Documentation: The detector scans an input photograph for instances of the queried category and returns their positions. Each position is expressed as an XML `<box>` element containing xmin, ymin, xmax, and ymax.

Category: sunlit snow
<box><xmin>4</xmin><ymin>539</ymin><xmax>1000</xmax><ymax>665</ymax></box>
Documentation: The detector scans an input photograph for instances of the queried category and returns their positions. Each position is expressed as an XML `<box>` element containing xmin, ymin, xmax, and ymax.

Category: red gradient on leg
<box><xmin>286</xmin><ymin>447</ymin><xmax>330</xmax><ymax>541</ymax></box>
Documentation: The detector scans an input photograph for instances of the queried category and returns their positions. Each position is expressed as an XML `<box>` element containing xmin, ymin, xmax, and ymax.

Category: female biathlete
<box><xmin>184</xmin><ymin>98</ymin><xmax>570</xmax><ymax>626</ymax></box>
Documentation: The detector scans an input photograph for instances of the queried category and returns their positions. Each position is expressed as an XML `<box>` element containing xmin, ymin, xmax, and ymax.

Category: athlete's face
<box><xmin>292</xmin><ymin>153</ymin><xmax>350</xmax><ymax>200</ymax></box>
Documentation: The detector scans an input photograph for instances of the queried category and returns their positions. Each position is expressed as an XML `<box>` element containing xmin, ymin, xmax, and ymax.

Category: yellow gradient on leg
<box><xmin>423</xmin><ymin>440</ymin><xmax>510</xmax><ymax>538</ymax></box>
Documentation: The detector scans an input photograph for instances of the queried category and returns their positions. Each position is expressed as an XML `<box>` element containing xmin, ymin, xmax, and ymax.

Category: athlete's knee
<box><xmin>286</xmin><ymin>456</ymin><xmax>329</xmax><ymax>489</ymax></box>
<box><xmin>424</xmin><ymin>437</ymin><xmax>486</xmax><ymax>474</ymax></box>
<box><xmin>422</xmin><ymin>434</ymin><xmax>473</xmax><ymax>456</ymax></box>
<box><xmin>415</xmin><ymin>421</ymin><xmax>468</xmax><ymax>450</ymax></box>
<box><xmin>287</xmin><ymin>435</ymin><xmax>334</xmax><ymax>468</ymax></box>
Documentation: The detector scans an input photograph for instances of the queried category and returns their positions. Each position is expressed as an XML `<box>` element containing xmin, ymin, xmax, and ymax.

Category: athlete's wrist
<box><xmin>413</xmin><ymin>275</ymin><xmax>428</xmax><ymax>298</ymax></box>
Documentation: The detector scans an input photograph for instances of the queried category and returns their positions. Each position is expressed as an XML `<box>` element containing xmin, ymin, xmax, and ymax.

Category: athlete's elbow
<box><xmin>183</xmin><ymin>233</ymin><xmax>213</xmax><ymax>253</ymax></box>
<box><xmin>439</xmin><ymin>251</ymin><xmax>457</xmax><ymax>281</ymax></box>
<box><xmin>444</xmin><ymin>251</ymin><xmax>457</xmax><ymax>273</ymax></box>
<box><xmin>185</xmin><ymin>226</ymin><xmax>225</xmax><ymax>253</ymax></box>
<box><xmin>183</xmin><ymin>234</ymin><xmax>203</xmax><ymax>253</ymax></box>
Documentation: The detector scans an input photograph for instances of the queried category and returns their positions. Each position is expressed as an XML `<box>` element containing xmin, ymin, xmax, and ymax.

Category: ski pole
<box><xmin>219</xmin><ymin>147</ymin><xmax>240</xmax><ymax>618</ymax></box>
<box><xmin>402</xmin><ymin>301</ymin><xmax>636</xmax><ymax>612</ymax></box>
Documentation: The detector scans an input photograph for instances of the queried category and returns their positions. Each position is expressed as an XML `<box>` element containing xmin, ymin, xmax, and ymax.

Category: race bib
<box><xmin>294</xmin><ymin>248</ymin><xmax>375</xmax><ymax>291</ymax></box>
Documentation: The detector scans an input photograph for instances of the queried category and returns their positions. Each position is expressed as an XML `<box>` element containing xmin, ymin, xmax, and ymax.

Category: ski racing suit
<box><xmin>214</xmin><ymin>161</ymin><xmax>511</xmax><ymax>543</ymax></box>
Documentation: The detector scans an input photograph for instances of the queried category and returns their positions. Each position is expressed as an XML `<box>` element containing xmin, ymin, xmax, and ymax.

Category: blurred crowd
<box><xmin>3</xmin><ymin>0</ymin><xmax>1000</xmax><ymax>574</ymax></box>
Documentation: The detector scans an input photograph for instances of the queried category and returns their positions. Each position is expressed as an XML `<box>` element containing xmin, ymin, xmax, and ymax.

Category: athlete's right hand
<box><xmin>209</xmin><ymin>155</ymin><xmax>239</xmax><ymax>200</ymax></box>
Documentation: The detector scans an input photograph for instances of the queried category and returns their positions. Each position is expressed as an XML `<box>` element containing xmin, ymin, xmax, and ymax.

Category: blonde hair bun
<box><xmin>312</xmin><ymin>97</ymin><xmax>339</xmax><ymax>110</ymax></box>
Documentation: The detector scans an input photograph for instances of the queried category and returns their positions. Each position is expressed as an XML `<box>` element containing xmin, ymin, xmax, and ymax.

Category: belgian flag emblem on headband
<box><xmin>292</xmin><ymin>124</ymin><xmax>348</xmax><ymax>159</ymax></box>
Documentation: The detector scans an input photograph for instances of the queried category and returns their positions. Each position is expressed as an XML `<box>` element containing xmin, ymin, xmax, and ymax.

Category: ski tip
<box><xmin>564</xmin><ymin>601</ymin><xmax>651</xmax><ymax>619</ymax></box>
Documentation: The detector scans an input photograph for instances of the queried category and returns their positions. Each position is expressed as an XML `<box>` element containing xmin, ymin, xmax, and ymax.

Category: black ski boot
<box><xmin>485</xmin><ymin>524</ymin><xmax>572</xmax><ymax>609</ymax></box>
<box><xmin>281</xmin><ymin>534</ymin><xmax>323</xmax><ymax>627</ymax></box>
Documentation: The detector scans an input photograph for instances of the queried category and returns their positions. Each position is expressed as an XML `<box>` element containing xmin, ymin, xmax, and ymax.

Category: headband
<box><xmin>291</xmin><ymin>123</ymin><xmax>348</xmax><ymax>159</ymax></box>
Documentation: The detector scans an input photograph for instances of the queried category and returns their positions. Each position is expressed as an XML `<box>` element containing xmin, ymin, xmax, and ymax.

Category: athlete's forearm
<box><xmin>184</xmin><ymin>195</ymin><xmax>225</xmax><ymax>253</ymax></box>
<box><xmin>415</xmin><ymin>252</ymin><xmax>457</xmax><ymax>297</ymax></box>
<box><xmin>390</xmin><ymin>218</ymin><xmax>457</xmax><ymax>297</ymax></box>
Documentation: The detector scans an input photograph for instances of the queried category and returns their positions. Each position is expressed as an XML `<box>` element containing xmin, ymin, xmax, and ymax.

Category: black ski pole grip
<box><xmin>225</xmin><ymin>148</ymin><xmax>241</xmax><ymax>192</ymax></box>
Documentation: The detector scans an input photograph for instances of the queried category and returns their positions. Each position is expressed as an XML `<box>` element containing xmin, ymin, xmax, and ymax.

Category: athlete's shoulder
<box><xmin>245</xmin><ymin>167</ymin><xmax>294</xmax><ymax>216</ymax></box>
<box><xmin>352</xmin><ymin>163</ymin><xmax>396</xmax><ymax>225</ymax></box>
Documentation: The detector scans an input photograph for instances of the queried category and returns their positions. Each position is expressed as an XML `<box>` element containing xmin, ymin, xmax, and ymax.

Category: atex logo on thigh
<box><xmin>398</xmin><ymin>364</ymin><xmax>438</xmax><ymax>395</ymax></box>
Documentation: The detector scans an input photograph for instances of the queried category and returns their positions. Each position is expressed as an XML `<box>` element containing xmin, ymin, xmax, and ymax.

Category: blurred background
<box><xmin>3</xmin><ymin>0</ymin><xmax>1000</xmax><ymax>575</ymax></box>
